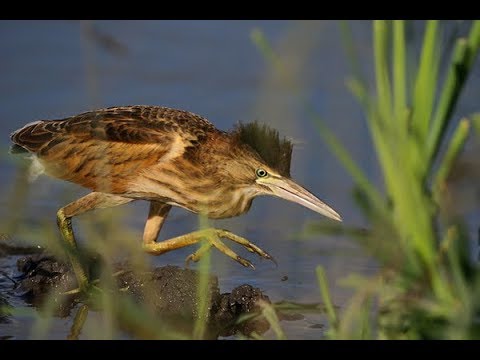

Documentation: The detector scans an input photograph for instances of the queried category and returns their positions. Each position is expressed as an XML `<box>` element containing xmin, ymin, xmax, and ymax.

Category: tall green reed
<box><xmin>254</xmin><ymin>20</ymin><xmax>480</xmax><ymax>339</ymax></box>
<box><xmin>314</xmin><ymin>20</ymin><xmax>480</xmax><ymax>339</ymax></box>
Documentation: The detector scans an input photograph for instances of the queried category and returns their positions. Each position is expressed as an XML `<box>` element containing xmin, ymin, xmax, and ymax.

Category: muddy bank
<box><xmin>14</xmin><ymin>254</ymin><xmax>274</xmax><ymax>338</ymax></box>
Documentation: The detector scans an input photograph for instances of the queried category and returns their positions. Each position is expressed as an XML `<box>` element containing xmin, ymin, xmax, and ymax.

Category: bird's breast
<box><xmin>204</xmin><ymin>192</ymin><xmax>254</xmax><ymax>219</ymax></box>
<box><xmin>128</xmin><ymin>171</ymin><xmax>255</xmax><ymax>219</ymax></box>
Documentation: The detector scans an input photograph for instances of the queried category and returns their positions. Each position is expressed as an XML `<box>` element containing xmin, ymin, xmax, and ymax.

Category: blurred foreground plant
<box><xmin>312</xmin><ymin>20</ymin><xmax>480</xmax><ymax>339</ymax></box>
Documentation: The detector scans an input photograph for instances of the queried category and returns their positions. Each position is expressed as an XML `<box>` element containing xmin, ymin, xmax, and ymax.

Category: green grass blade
<box><xmin>427</xmin><ymin>38</ymin><xmax>467</xmax><ymax>164</ymax></box>
<box><xmin>433</xmin><ymin>118</ymin><xmax>470</xmax><ymax>197</ymax></box>
<box><xmin>472</xmin><ymin>113</ymin><xmax>480</xmax><ymax>135</ymax></box>
<box><xmin>345</xmin><ymin>77</ymin><xmax>373</xmax><ymax>115</ymax></box>
<box><xmin>260</xmin><ymin>301</ymin><xmax>287</xmax><ymax>340</ymax></box>
<box><xmin>337</xmin><ymin>275</ymin><xmax>382</xmax><ymax>339</ymax></box>
<box><xmin>310</xmin><ymin>112</ymin><xmax>386</xmax><ymax>218</ymax></box>
<box><xmin>193</xmin><ymin>214</ymin><xmax>212</xmax><ymax>340</ymax></box>
<box><xmin>393</xmin><ymin>20</ymin><xmax>407</xmax><ymax>120</ymax></box>
<box><xmin>373</xmin><ymin>20</ymin><xmax>393</xmax><ymax>122</ymax></box>
<box><xmin>316</xmin><ymin>265</ymin><xmax>338</xmax><ymax>328</ymax></box>
<box><xmin>250</xmin><ymin>28</ymin><xmax>280</xmax><ymax>69</ymax></box>
<box><xmin>412</xmin><ymin>20</ymin><xmax>439</xmax><ymax>146</ymax></box>
<box><xmin>340</xmin><ymin>20</ymin><xmax>366</xmax><ymax>85</ymax></box>
<box><xmin>465</xmin><ymin>20</ymin><xmax>480</xmax><ymax>68</ymax></box>
<box><xmin>427</xmin><ymin>21</ymin><xmax>480</xmax><ymax>165</ymax></box>
<box><xmin>67</xmin><ymin>305</ymin><xmax>89</xmax><ymax>340</ymax></box>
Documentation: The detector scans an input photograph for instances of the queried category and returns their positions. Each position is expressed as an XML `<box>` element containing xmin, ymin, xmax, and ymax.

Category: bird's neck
<box><xmin>132</xmin><ymin>164</ymin><xmax>257</xmax><ymax>219</ymax></box>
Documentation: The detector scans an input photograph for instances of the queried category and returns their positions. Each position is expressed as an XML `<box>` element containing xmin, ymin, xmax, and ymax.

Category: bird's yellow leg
<box><xmin>57</xmin><ymin>208</ymin><xmax>89</xmax><ymax>292</ymax></box>
<box><xmin>57</xmin><ymin>192</ymin><xmax>133</xmax><ymax>293</ymax></box>
<box><xmin>142</xmin><ymin>228</ymin><xmax>275</xmax><ymax>269</ymax></box>
<box><xmin>143</xmin><ymin>201</ymin><xmax>172</xmax><ymax>245</ymax></box>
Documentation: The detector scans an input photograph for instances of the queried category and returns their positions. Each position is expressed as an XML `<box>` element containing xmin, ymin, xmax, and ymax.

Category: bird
<box><xmin>10</xmin><ymin>105</ymin><xmax>342</xmax><ymax>292</ymax></box>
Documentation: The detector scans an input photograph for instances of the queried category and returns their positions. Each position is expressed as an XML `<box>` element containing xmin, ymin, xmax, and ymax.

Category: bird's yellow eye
<box><xmin>256</xmin><ymin>168</ymin><xmax>268</xmax><ymax>178</ymax></box>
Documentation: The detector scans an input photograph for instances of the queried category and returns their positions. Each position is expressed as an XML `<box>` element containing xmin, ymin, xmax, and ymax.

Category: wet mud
<box><xmin>11</xmin><ymin>254</ymin><xmax>274</xmax><ymax>338</ymax></box>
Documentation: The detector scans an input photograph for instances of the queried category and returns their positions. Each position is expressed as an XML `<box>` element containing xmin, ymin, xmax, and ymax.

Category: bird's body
<box><xmin>11</xmin><ymin>105</ymin><xmax>341</xmax><ymax>291</ymax></box>
<box><xmin>12</xmin><ymin>106</ymin><xmax>285</xmax><ymax>219</ymax></box>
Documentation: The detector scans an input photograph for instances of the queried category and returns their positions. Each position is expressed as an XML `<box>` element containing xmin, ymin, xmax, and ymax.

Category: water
<box><xmin>0</xmin><ymin>20</ymin><xmax>478</xmax><ymax>339</ymax></box>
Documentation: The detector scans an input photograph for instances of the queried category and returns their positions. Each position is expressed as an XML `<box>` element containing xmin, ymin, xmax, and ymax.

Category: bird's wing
<box><xmin>11</xmin><ymin>106</ymin><xmax>216</xmax><ymax>153</ymax></box>
<box><xmin>10</xmin><ymin>106</ymin><xmax>217</xmax><ymax>192</ymax></box>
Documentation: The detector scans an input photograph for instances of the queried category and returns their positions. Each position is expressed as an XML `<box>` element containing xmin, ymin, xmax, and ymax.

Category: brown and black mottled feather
<box><xmin>8</xmin><ymin>104</ymin><xmax>340</xmax><ymax>277</ymax></box>
<box><xmin>10</xmin><ymin>105</ymin><xmax>293</xmax><ymax>194</ymax></box>
<box><xmin>11</xmin><ymin>106</ymin><xmax>216</xmax><ymax>153</ymax></box>
<box><xmin>231</xmin><ymin>121</ymin><xmax>293</xmax><ymax>177</ymax></box>
<box><xmin>10</xmin><ymin>106</ymin><xmax>217</xmax><ymax>193</ymax></box>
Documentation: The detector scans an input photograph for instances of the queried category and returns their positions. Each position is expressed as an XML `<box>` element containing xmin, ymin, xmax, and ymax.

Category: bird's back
<box><xmin>10</xmin><ymin>106</ymin><xmax>219</xmax><ymax>194</ymax></box>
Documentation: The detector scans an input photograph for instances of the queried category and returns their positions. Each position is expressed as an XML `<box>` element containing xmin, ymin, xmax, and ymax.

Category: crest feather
<box><xmin>231</xmin><ymin>121</ymin><xmax>293</xmax><ymax>177</ymax></box>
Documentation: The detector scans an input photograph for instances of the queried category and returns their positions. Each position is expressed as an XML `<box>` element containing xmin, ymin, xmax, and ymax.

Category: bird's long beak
<box><xmin>258</xmin><ymin>177</ymin><xmax>342</xmax><ymax>222</ymax></box>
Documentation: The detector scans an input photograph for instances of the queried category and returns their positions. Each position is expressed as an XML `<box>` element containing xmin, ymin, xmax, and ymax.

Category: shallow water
<box><xmin>0</xmin><ymin>20</ymin><xmax>479</xmax><ymax>339</ymax></box>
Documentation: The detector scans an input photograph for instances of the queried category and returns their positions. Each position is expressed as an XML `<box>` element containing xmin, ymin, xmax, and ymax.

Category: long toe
<box><xmin>235</xmin><ymin>255</ymin><xmax>255</xmax><ymax>269</ymax></box>
<box><xmin>215</xmin><ymin>229</ymin><xmax>277</xmax><ymax>265</ymax></box>
<box><xmin>185</xmin><ymin>234</ymin><xmax>256</xmax><ymax>269</ymax></box>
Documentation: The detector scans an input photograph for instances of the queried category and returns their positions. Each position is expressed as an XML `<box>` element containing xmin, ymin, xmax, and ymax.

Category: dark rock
<box><xmin>116</xmin><ymin>265</ymin><xmax>220</xmax><ymax>322</ymax></box>
<box><xmin>214</xmin><ymin>284</ymin><xmax>271</xmax><ymax>336</ymax></box>
<box><xmin>14</xmin><ymin>254</ymin><xmax>274</xmax><ymax>338</ymax></box>
<box><xmin>15</xmin><ymin>254</ymin><xmax>79</xmax><ymax>317</ymax></box>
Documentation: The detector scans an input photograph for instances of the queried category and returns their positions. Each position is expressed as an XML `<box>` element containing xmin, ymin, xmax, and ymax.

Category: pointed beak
<box><xmin>259</xmin><ymin>177</ymin><xmax>342</xmax><ymax>222</ymax></box>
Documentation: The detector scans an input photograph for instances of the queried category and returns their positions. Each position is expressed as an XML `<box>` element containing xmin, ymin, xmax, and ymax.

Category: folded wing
<box><xmin>10</xmin><ymin>106</ymin><xmax>216</xmax><ymax>193</ymax></box>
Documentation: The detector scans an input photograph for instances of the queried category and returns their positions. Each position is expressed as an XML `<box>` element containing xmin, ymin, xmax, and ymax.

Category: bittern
<box><xmin>10</xmin><ymin>105</ymin><xmax>341</xmax><ymax>291</ymax></box>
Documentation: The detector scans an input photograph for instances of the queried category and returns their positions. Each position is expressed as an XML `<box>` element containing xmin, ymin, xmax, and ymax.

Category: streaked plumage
<box><xmin>10</xmin><ymin>105</ymin><xmax>341</xmax><ymax>291</ymax></box>
<box><xmin>12</xmin><ymin>106</ymin><xmax>295</xmax><ymax>218</ymax></box>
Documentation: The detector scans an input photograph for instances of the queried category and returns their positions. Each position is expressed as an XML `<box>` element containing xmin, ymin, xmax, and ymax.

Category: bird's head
<box><xmin>251</xmin><ymin>164</ymin><xmax>341</xmax><ymax>221</ymax></box>
<box><xmin>227</xmin><ymin>121</ymin><xmax>342</xmax><ymax>222</ymax></box>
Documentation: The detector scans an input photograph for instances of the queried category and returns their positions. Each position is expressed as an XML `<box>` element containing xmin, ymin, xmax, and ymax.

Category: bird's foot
<box><xmin>185</xmin><ymin>228</ymin><xmax>276</xmax><ymax>269</ymax></box>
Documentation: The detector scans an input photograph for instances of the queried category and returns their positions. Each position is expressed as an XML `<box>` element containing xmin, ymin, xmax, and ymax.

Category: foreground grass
<box><xmin>255</xmin><ymin>20</ymin><xmax>480</xmax><ymax>339</ymax></box>
<box><xmin>314</xmin><ymin>20</ymin><xmax>480</xmax><ymax>339</ymax></box>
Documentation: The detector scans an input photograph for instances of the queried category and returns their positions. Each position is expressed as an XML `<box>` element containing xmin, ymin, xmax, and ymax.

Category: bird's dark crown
<box><xmin>231</xmin><ymin>121</ymin><xmax>293</xmax><ymax>177</ymax></box>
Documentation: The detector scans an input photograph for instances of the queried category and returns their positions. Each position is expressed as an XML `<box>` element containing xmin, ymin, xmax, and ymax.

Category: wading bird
<box><xmin>10</xmin><ymin>106</ymin><xmax>341</xmax><ymax>291</ymax></box>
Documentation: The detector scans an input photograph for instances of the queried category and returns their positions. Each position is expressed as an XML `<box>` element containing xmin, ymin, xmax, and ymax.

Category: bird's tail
<box><xmin>9</xmin><ymin>135</ymin><xmax>45</xmax><ymax>182</ymax></box>
<box><xmin>9</xmin><ymin>143</ymin><xmax>29</xmax><ymax>154</ymax></box>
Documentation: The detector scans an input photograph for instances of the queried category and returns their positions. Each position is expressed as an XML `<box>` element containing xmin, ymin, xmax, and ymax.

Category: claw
<box><xmin>185</xmin><ymin>254</ymin><xmax>198</xmax><ymax>267</ymax></box>
<box><xmin>269</xmin><ymin>255</ymin><xmax>278</xmax><ymax>267</ymax></box>
<box><xmin>185</xmin><ymin>240</ymin><xmax>213</xmax><ymax>267</ymax></box>
<box><xmin>260</xmin><ymin>250</ymin><xmax>278</xmax><ymax>267</ymax></box>
<box><xmin>215</xmin><ymin>229</ymin><xmax>276</xmax><ymax>268</ymax></box>
<box><xmin>236</xmin><ymin>256</ymin><xmax>255</xmax><ymax>269</ymax></box>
